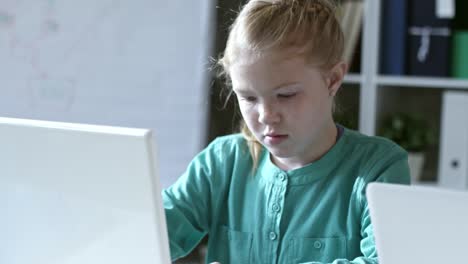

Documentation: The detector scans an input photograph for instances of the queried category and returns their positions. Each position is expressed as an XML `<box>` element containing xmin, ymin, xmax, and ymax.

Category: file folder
<box><xmin>438</xmin><ymin>91</ymin><xmax>468</xmax><ymax>189</ymax></box>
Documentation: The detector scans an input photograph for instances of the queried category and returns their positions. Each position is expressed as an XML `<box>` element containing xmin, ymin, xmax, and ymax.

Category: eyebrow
<box><xmin>273</xmin><ymin>82</ymin><xmax>301</xmax><ymax>90</ymax></box>
<box><xmin>234</xmin><ymin>82</ymin><xmax>301</xmax><ymax>94</ymax></box>
<box><xmin>232</xmin><ymin>87</ymin><xmax>252</xmax><ymax>95</ymax></box>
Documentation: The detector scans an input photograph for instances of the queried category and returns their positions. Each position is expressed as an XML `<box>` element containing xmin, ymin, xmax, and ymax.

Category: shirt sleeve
<box><xmin>162</xmin><ymin>140</ymin><xmax>223</xmax><ymax>261</ymax></box>
<box><xmin>301</xmin><ymin>145</ymin><xmax>411</xmax><ymax>264</ymax></box>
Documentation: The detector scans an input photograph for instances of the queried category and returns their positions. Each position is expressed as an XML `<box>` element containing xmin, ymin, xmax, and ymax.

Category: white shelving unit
<box><xmin>377</xmin><ymin>76</ymin><xmax>468</xmax><ymax>89</ymax></box>
<box><xmin>343</xmin><ymin>74</ymin><xmax>362</xmax><ymax>84</ymax></box>
<box><xmin>343</xmin><ymin>0</ymin><xmax>468</xmax><ymax>135</ymax></box>
<box><xmin>342</xmin><ymin>0</ymin><xmax>468</xmax><ymax>185</ymax></box>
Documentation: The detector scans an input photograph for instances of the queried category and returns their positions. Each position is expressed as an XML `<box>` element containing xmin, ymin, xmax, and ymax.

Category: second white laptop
<box><xmin>367</xmin><ymin>182</ymin><xmax>468</xmax><ymax>264</ymax></box>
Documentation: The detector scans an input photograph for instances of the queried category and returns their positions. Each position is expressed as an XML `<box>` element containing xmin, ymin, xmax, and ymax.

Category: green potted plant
<box><xmin>378</xmin><ymin>112</ymin><xmax>436</xmax><ymax>183</ymax></box>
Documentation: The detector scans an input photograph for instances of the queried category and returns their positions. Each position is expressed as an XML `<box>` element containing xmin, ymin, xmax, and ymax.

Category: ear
<box><xmin>326</xmin><ymin>61</ymin><xmax>348</xmax><ymax>97</ymax></box>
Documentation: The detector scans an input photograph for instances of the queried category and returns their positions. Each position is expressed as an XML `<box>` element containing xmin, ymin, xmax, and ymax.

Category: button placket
<box><xmin>265</xmin><ymin>172</ymin><xmax>288</xmax><ymax>264</ymax></box>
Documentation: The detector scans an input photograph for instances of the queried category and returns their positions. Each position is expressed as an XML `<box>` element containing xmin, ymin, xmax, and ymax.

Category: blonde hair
<box><xmin>218</xmin><ymin>0</ymin><xmax>345</xmax><ymax>170</ymax></box>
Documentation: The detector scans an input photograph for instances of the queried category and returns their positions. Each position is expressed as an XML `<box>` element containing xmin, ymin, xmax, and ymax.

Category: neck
<box><xmin>272</xmin><ymin>122</ymin><xmax>338</xmax><ymax>171</ymax></box>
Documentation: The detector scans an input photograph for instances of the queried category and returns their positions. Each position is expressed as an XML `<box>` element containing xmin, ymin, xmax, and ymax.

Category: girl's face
<box><xmin>230</xmin><ymin>50</ymin><xmax>345</xmax><ymax>170</ymax></box>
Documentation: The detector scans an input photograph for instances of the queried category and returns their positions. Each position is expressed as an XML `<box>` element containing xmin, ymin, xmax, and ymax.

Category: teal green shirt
<box><xmin>163</xmin><ymin>127</ymin><xmax>410</xmax><ymax>263</ymax></box>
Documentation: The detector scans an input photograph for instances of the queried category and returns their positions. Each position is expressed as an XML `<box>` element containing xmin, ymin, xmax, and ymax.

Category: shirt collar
<box><xmin>257</xmin><ymin>125</ymin><xmax>350</xmax><ymax>186</ymax></box>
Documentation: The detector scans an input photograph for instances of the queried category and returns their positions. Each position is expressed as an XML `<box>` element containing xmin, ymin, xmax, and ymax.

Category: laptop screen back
<box><xmin>367</xmin><ymin>182</ymin><xmax>468</xmax><ymax>264</ymax></box>
<box><xmin>0</xmin><ymin>117</ymin><xmax>171</xmax><ymax>264</ymax></box>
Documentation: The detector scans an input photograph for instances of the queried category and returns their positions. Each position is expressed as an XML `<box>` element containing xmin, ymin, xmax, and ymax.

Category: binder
<box><xmin>438</xmin><ymin>91</ymin><xmax>468</xmax><ymax>190</ymax></box>
<box><xmin>407</xmin><ymin>0</ymin><xmax>452</xmax><ymax>77</ymax></box>
<box><xmin>454</xmin><ymin>0</ymin><xmax>468</xmax><ymax>29</ymax></box>
<box><xmin>452</xmin><ymin>31</ymin><xmax>468</xmax><ymax>78</ymax></box>
<box><xmin>380</xmin><ymin>0</ymin><xmax>407</xmax><ymax>75</ymax></box>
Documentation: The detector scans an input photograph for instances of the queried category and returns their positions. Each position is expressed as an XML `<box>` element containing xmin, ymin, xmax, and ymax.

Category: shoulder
<box><xmin>342</xmin><ymin>128</ymin><xmax>408</xmax><ymax>166</ymax></box>
<box><xmin>207</xmin><ymin>133</ymin><xmax>250</xmax><ymax>154</ymax></box>
<box><xmin>196</xmin><ymin>133</ymin><xmax>253</xmax><ymax>171</ymax></box>
<box><xmin>343</xmin><ymin>128</ymin><xmax>406</xmax><ymax>155</ymax></box>
<box><xmin>167</xmin><ymin>134</ymin><xmax>252</xmax><ymax>194</ymax></box>
<box><xmin>208</xmin><ymin>133</ymin><xmax>247</xmax><ymax>150</ymax></box>
<box><xmin>339</xmin><ymin>128</ymin><xmax>411</xmax><ymax>213</ymax></box>
<box><xmin>341</xmin><ymin>128</ymin><xmax>411</xmax><ymax>206</ymax></box>
<box><xmin>340</xmin><ymin>127</ymin><xmax>410</xmax><ymax>183</ymax></box>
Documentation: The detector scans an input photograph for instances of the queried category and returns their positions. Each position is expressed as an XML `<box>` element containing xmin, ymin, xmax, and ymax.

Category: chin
<box><xmin>265</xmin><ymin>146</ymin><xmax>294</xmax><ymax>159</ymax></box>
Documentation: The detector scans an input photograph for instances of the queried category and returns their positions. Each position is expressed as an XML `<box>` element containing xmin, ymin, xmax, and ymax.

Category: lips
<box><xmin>265</xmin><ymin>133</ymin><xmax>286</xmax><ymax>137</ymax></box>
<box><xmin>264</xmin><ymin>133</ymin><xmax>288</xmax><ymax>145</ymax></box>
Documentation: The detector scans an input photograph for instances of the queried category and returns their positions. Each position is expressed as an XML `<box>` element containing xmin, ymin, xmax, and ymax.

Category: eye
<box><xmin>241</xmin><ymin>96</ymin><xmax>257</xmax><ymax>103</ymax></box>
<box><xmin>277</xmin><ymin>93</ymin><xmax>296</xmax><ymax>99</ymax></box>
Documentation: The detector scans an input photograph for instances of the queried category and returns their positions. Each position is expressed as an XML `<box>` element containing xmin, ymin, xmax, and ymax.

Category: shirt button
<box><xmin>269</xmin><ymin>232</ymin><xmax>277</xmax><ymax>241</ymax></box>
<box><xmin>314</xmin><ymin>241</ymin><xmax>322</xmax><ymax>249</ymax></box>
<box><xmin>278</xmin><ymin>173</ymin><xmax>286</xmax><ymax>181</ymax></box>
<box><xmin>272</xmin><ymin>203</ymin><xmax>281</xmax><ymax>212</ymax></box>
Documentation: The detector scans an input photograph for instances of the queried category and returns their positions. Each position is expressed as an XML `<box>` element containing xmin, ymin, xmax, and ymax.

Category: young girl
<box><xmin>163</xmin><ymin>0</ymin><xmax>410</xmax><ymax>263</ymax></box>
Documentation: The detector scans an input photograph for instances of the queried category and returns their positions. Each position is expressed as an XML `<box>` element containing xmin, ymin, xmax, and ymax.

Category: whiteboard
<box><xmin>0</xmin><ymin>0</ymin><xmax>215</xmax><ymax>187</ymax></box>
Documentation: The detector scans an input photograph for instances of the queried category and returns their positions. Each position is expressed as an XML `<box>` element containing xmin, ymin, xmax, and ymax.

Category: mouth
<box><xmin>264</xmin><ymin>133</ymin><xmax>288</xmax><ymax>145</ymax></box>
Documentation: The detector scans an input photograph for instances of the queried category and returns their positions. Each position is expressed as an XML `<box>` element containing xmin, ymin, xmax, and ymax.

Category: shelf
<box><xmin>377</xmin><ymin>76</ymin><xmax>468</xmax><ymax>89</ymax></box>
<box><xmin>343</xmin><ymin>74</ymin><xmax>362</xmax><ymax>84</ymax></box>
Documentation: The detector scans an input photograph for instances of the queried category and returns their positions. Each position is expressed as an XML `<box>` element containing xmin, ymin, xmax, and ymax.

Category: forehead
<box><xmin>232</xmin><ymin>46</ymin><xmax>308</xmax><ymax>66</ymax></box>
<box><xmin>229</xmin><ymin>49</ymin><xmax>324</xmax><ymax>90</ymax></box>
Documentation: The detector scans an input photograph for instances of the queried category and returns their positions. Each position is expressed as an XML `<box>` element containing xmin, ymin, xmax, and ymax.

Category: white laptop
<box><xmin>0</xmin><ymin>117</ymin><xmax>171</xmax><ymax>264</ymax></box>
<box><xmin>367</xmin><ymin>182</ymin><xmax>468</xmax><ymax>264</ymax></box>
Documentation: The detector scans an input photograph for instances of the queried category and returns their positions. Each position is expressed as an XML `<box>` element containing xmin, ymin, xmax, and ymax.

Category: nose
<box><xmin>258</xmin><ymin>102</ymin><xmax>280</xmax><ymax>125</ymax></box>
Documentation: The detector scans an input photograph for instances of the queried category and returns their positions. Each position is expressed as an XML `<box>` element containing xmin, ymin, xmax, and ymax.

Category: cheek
<box><xmin>285</xmin><ymin>98</ymin><xmax>310</xmax><ymax>115</ymax></box>
<box><xmin>238</xmin><ymin>103</ymin><xmax>254</xmax><ymax>118</ymax></box>
<box><xmin>238</xmin><ymin>104</ymin><xmax>259</xmax><ymax>126</ymax></box>
<box><xmin>287</xmin><ymin>98</ymin><xmax>325</xmax><ymax>122</ymax></box>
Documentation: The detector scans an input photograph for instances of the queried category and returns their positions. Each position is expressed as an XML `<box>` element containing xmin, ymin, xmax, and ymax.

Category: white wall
<box><xmin>0</xmin><ymin>0</ymin><xmax>215</xmax><ymax>187</ymax></box>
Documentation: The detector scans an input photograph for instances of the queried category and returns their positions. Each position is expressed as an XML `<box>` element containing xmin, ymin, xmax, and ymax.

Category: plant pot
<box><xmin>408</xmin><ymin>152</ymin><xmax>425</xmax><ymax>183</ymax></box>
